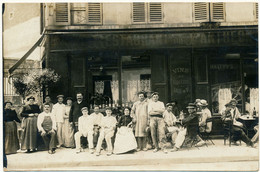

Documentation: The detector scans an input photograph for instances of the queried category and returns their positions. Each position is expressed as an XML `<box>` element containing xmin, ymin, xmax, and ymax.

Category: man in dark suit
<box><xmin>69</xmin><ymin>92</ymin><xmax>88</xmax><ymax>132</ymax></box>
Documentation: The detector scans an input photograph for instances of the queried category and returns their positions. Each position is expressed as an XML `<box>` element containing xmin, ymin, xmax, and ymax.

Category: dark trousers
<box><xmin>232</xmin><ymin>126</ymin><xmax>253</xmax><ymax>146</ymax></box>
<box><xmin>41</xmin><ymin>132</ymin><xmax>57</xmax><ymax>150</ymax></box>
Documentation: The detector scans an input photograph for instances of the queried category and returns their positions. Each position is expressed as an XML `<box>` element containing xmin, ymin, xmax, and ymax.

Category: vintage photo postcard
<box><xmin>1</xmin><ymin>1</ymin><xmax>259</xmax><ymax>171</ymax></box>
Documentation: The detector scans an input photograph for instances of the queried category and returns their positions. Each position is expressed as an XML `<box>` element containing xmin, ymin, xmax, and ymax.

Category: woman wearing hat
<box><xmin>21</xmin><ymin>96</ymin><xmax>41</xmax><ymax>152</ymax></box>
<box><xmin>4</xmin><ymin>101</ymin><xmax>21</xmax><ymax>154</ymax></box>
<box><xmin>62</xmin><ymin>97</ymin><xmax>75</xmax><ymax>148</ymax></box>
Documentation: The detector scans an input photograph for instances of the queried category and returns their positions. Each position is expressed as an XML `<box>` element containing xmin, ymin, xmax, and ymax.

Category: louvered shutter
<box><xmin>211</xmin><ymin>2</ymin><xmax>225</xmax><ymax>21</ymax></box>
<box><xmin>149</xmin><ymin>3</ymin><xmax>163</xmax><ymax>23</ymax></box>
<box><xmin>55</xmin><ymin>3</ymin><xmax>70</xmax><ymax>25</ymax></box>
<box><xmin>132</xmin><ymin>2</ymin><xmax>146</xmax><ymax>23</ymax></box>
<box><xmin>194</xmin><ymin>2</ymin><xmax>209</xmax><ymax>22</ymax></box>
<box><xmin>87</xmin><ymin>3</ymin><xmax>102</xmax><ymax>24</ymax></box>
<box><xmin>256</xmin><ymin>3</ymin><xmax>258</xmax><ymax>20</ymax></box>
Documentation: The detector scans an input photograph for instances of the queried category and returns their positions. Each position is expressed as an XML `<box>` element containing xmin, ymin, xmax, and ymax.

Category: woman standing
<box><xmin>62</xmin><ymin>97</ymin><xmax>75</xmax><ymax>148</ymax></box>
<box><xmin>4</xmin><ymin>101</ymin><xmax>21</xmax><ymax>155</ymax></box>
<box><xmin>114</xmin><ymin>107</ymin><xmax>137</xmax><ymax>154</ymax></box>
<box><xmin>21</xmin><ymin>96</ymin><xmax>41</xmax><ymax>152</ymax></box>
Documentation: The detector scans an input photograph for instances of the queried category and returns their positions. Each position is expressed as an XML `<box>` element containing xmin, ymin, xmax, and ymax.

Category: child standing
<box><xmin>95</xmin><ymin>107</ymin><xmax>117</xmax><ymax>156</ymax></box>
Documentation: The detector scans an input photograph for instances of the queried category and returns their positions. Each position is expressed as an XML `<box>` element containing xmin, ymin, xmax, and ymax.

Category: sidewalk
<box><xmin>5</xmin><ymin>139</ymin><xmax>259</xmax><ymax>171</ymax></box>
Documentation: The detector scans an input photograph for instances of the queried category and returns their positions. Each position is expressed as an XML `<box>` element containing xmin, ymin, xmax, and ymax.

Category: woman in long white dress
<box><xmin>114</xmin><ymin>107</ymin><xmax>137</xmax><ymax>154</ymax></box>
<box><xmin>62</xmin><ymin>97</ymin><xmax>75</xmax><ymax>148</ymax></box>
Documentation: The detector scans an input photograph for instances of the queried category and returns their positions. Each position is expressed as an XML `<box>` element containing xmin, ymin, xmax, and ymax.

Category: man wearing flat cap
<box><xmin>173</xmin><ymin>103</ymin><xmax>204</xmax><ymax>150</ymax></box>
<box><xmin>52</xmin><ymin>95</ymin><xmax>66</xmax><ymax>147</ymax></box>
<box><xmin>221</xmin><ymin>100</ymin><xmax>255</xmax><ymax>147</ymax></box>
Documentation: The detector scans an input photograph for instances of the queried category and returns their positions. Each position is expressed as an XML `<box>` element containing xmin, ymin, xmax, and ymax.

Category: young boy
<box><xmin>95</xmin><ymin>107</ymin><xmax>117</xmax><ymax>156</ymax></box>
<box><xmin>37</xmin><ymin>103</ymin><xmax>57</xmax><ymax>154</ymax></box>
<box><xmin>74</xmin><ymin>107</ymin><xmax>93</xmax><ymax>154</ymax></box>
<box><xmin>52</xmin><ymin>95</ymin><xmax>66</xmax><ymax>147</ymax></box>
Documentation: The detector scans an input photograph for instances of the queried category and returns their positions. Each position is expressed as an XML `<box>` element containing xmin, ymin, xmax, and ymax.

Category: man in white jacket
<box><xmin>52</xmin><ymin>95</ymin><xmax>66</xmax><ymax>147</ymax></box>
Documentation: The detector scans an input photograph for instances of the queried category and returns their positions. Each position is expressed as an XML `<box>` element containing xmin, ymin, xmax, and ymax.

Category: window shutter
<box><xmin>133</xmin><ymin>2</ymin><xmax>146</xmax><ymax>23</ymax></box>
<box><xmin>149</xmin><ymin>3</ymin><xmax>162</xmax><ymax>23</ymax></box>
<box><xmin>194</xmin><ymin>2</ymin><xmax>209</xmax><ymax>22</ymax></box>
<box><xmin>87</xmin><ymin>3</ymin><xmax>102</xmax><ymax>24</ymax></box>
<box><xmin>55</xmin><ymin>3</ymin><xmax>70</xmax><ymax>25</ymax></box>
<box><xmin>256</xmin><ymin>3</ymin><xmax>258</xmax><ymax>20</ymax></box>
<box><xmin>211</xmin><ymin>2</ymin><xmax>225</xmax><ymax>21</ymax></box>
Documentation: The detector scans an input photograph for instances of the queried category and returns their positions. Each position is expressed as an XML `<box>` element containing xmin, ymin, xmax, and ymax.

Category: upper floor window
<box><xmin>54</xmin><ymin>3</ymin><xmax>103</xmax><ymax>25</ymax></box>
<box><xmin>132</xmin><ymin>2</ymin><xmax>163</xmax><ymax>24</ymax></box>
<box><xmin>193</xmin><ymin>2</ymin><xmax>225</xmax><ymax>22</ymax></box>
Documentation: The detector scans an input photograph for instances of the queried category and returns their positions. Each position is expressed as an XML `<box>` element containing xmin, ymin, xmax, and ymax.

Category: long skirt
<box><xmin>113</xmin><ymin>127</ymin><xmax>137</xmax><ymax>154</ymax></box>
<box><xmin>62</xmin><ymin>119</ymin><xmax>75</xmax><ymax>148</ymax></box>
<box><xmin>21</xmin><ymin>117</ymin><xmax>38</xmax><ymax>150</ymax></box>
<box><xmin>5</xmin><ymin>121</ymin><xmax>20</xmax><ymax>155</ymax></box>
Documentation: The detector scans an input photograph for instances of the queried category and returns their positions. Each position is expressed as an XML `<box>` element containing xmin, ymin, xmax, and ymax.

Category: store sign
<box><xmin>50</xmin><ymin>29</ymin><xmax>257</xmax><ymax>50</ymax></box>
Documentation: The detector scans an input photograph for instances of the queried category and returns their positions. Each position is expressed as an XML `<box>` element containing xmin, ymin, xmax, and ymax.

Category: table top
<box><xmin>239</xmin><ymin>116</ymin><xmax>257</xmax><ymax>121</ymax></box>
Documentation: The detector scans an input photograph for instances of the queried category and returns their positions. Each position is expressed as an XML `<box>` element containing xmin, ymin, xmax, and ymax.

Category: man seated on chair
<box><xmin>74</xmin><ymin>107</ymin><xmax>94</xmax><ymax>154</ymax></box>
<box><xmin>37</xmin><ymin>103</ymin><xmax>57</xmax><ymax>154</ymax></box>
<box><xmin>199</xmin><ymin>100</ymin><xmax>212</xmax><ymax>133</ymax></box>
<box><xmin>171</xmin><ymin>103</ymin><xmax>204</xmax><ymax>151</ymax></box>
<box><xmin>221</xmin><ymin>100</ymin><xmax>255</xmax><ymax>147</ymax></box>
<box><xmin>163</xmin><ymin>103</ymin><xmax>187</xmax><ymax>152</ymax></box>
<box><xmin>88</xmin><ymin>105</ymin><xmax>104</xmax><ymax>154</ymax></box>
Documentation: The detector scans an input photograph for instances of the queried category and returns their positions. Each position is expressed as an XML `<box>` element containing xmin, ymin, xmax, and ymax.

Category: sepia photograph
<box><xmin>1</xmin><ymin>1</ymin><xmax>259</xmax><ymax>171</ymax></box>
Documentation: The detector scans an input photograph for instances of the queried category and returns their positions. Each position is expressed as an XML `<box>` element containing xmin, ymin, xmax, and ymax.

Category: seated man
<box><xmin>163</xmin><ymin>103</ymin><xmax>187</xmax><ymax>152</ymax></box>
<box><xmin>37</xmin><ymin>103</ymin><xmax>57</xmax><ymax>154</ymax></box>
<box><xmin>95</xmin><ymin>107</ymin><xmax>117</xmax><ymax>156</ymax></box>
<box><xmin>221</xmin><ymin>100</ymin><xmax>255</xmax><ymax>147</ymax></box>
<box><xmin>88</xmin><ymin>105</ymin><xmax>104</xmax><ymax>153</ymax></box>
<box><xmin>74</xmin><ymin>107</ymin><xmax>93</xmax><ymax>154</ymax></box>
<box><xmin>172</xmin><ymin>103</ymin><xmax>204</xmax><ymax>151</ymax></box>
<box><xmin>199</xmin><ymin>100</ymin><xmax>212</xmax><ymax>133</ymax></box>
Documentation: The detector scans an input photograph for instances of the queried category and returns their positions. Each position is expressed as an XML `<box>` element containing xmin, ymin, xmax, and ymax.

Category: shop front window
<box><xmin>210</xmin><ymin>58</ymin><xmax>241</xmax><ymax>113</ymax></box>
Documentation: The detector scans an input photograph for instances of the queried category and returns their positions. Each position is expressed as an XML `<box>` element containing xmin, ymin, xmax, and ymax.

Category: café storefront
<box><xmin>44</xmin><ymin>27</ymin><xmax>258</xmax><ymax>120</ymax></box>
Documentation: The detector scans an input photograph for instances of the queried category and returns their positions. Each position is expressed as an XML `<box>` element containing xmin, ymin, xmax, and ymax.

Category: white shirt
<box><xmin>163</xmin><ymin>110</ymin><xmax>177</xmax><ymax>126</ymax></box>
<box><xmin>37</xmin><ymin>112</ymin><xmax>56</xmax><ymax>132</ymax></box>
<box><xmin>52</xmin><ymin>103</ymin><xmax>66</xmax><ymax>123</ymax></box>
<box><xmin>148</xmin><ymin>101</ymin><xmax>165</xmax><ymax>114</ymax></box>
<box><xmin>89</xmin><ymin>112</ymin><xmax>104</xmax><ymax>126</ymax></box>
<box><xmin>78</xmin><ymin>115</ymin><xmax>93</xmax><ymax>136</ymax></box>
<box><xmin>100</xmin><ymin>116</ymin><xmax>117</xmax><ymax>130</ymax></box>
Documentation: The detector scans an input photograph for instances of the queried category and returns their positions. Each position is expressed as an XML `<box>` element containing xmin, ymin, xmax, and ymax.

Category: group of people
<box><xmin>3</xmin><ymin>91</ymin><xmax>258</xmax><ymax>156</ymax></box>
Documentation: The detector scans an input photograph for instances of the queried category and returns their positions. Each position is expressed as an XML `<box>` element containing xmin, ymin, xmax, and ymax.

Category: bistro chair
<box><xmin>223</xmin><ymin>120</ymin><xmax>232</xmax><ymax>146</ymax></box>
<box><xmin>199</xmin><ymin>117</ymin><xmax>215</xmax><ymax>147</ymax></box>
<box><xmin>223</xmin><ymin>120</ymin><xmax>242</xmax><ymax>146</ymax></box>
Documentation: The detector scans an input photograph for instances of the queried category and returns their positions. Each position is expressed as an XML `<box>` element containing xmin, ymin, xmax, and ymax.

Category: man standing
<box><xmin>69</xmin><ymin>92</ymin><xmax>88</xmax><ymax>132</ymax></box>
<box><xmin>52</xmin><ymin>95</ymin><xmax>66</xmax><ymax>147</ymax></box>
<box><xmin>88</xmin><ymin>105</ymin><xmax>104</xmax><ymax>153</ymax></box>
<box><xmin>37</xmin><ymin>103</ymin><xmax>57</xmax><ymax>154</ymax></box>
<box><xmin>131</xmin><ymin>91</ymin><xmax>149</xmax><ymax>151</ymax></box>
<box><xmin>148</xmin><ymin>92</ymin><xmax>167</xmax><ymax>153</ymax></box>
<box><xmin>41</xmin><ymin>95</ymin><xmax>53</xmax><ymax>112</ymax></box>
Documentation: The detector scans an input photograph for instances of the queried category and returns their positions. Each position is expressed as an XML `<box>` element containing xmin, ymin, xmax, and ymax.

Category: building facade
<box><xmin>41</xmin><ymin>2</ymin><xmax>258</xmax><ymax>116</ymax></box>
